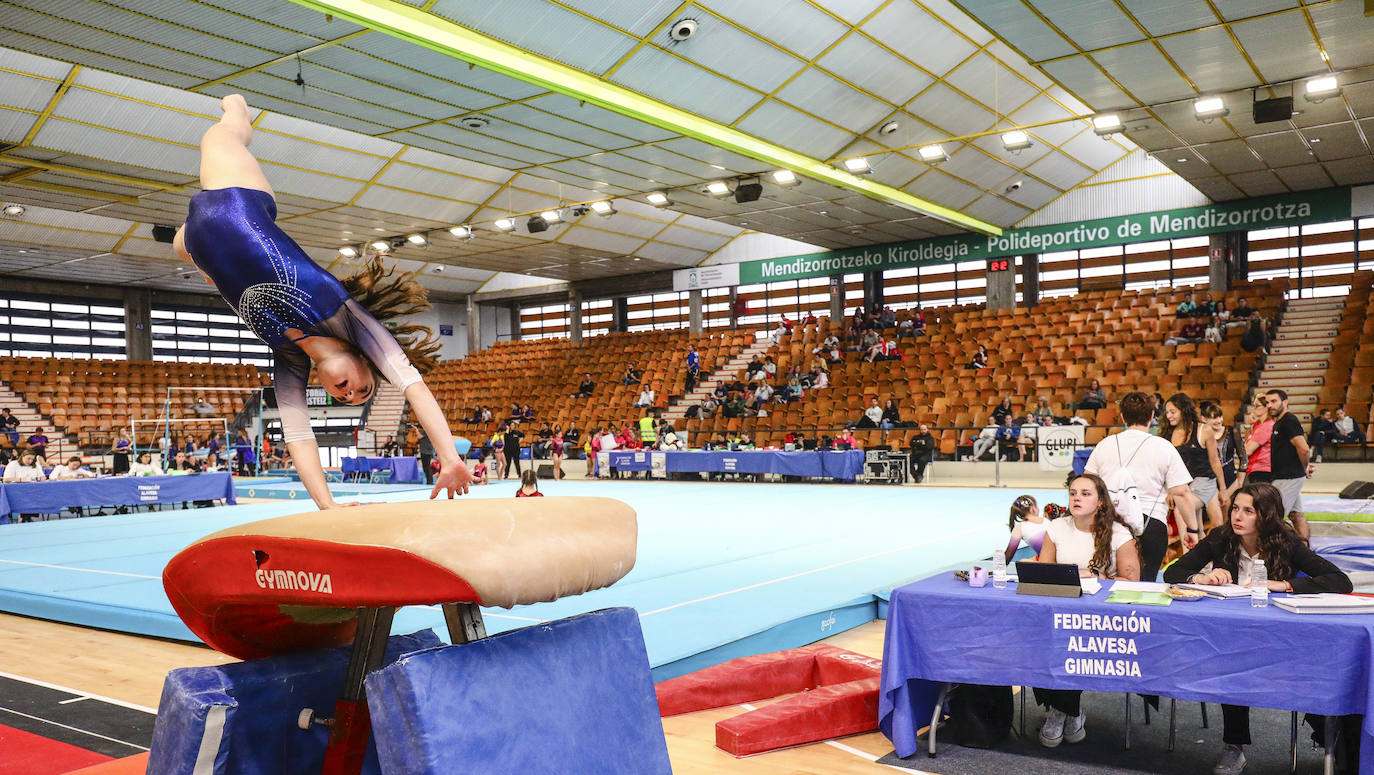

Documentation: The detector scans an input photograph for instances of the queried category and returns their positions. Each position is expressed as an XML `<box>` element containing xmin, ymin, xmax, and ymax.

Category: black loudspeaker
<box><xmin>1253</xmin><ymin>95</ymin><xmax>1295</xmax><ymax>124</ymax></box>
<box><xmin>1339</xmin><ymin>480</ymin><xmax>1374</xmax><ymax>499</ymax></box>
<box><xmin>151</xmin><ymin>224</ymin><xmax>178</xmax><ymax>243</ymax></box>
<box><xmin>733</xmin><ymin>181</ymin><xmax>763</xmax><ymax>203</ymax></box>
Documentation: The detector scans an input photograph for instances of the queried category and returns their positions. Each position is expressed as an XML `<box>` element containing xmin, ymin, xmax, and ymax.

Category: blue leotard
<box><xmin>184</xmin><ymin>187</ymin><xmax>420</xmax><ymax>443</ymax></box>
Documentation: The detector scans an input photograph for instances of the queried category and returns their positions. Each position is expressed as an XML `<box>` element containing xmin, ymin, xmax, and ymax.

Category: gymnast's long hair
<box><xmin>340</xmin><ymin>257</ymin><xmax>441</xmax><ymax>376</ymax></box>
<box><xmin>1213</xmin><ymin>482</ymin><xmax>1299</xmax><ymax>581</ymax></box>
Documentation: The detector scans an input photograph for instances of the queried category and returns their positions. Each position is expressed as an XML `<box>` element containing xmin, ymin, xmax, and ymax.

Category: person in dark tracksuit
<box><xmin>503</xmin><ymin>422</ymin><xmax>525</xmax><ymax>479</ymax></box>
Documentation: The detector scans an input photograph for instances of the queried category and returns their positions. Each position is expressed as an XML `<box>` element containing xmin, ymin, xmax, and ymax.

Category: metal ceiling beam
<box><xmin>0</xmin><ymin>153</ymin><xmax>187</xmax><ymax>192</ymax></box>
<box><xmin>280</xmin><ymin>0</ymin><xmax>1002</xmax><ymax>236</ymax></box>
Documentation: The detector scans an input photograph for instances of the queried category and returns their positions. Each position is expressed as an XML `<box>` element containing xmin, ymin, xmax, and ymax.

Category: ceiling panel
<box><xmin>816</xmin><ymin>33</ymin><xmax>934</xmax><ymax>106</ymax></box>
<box><xmin>1228</xmin><ymin>12</ymin><xmax>1325</xmax><ymax>84</ymax></box>
<box><xmin>863</xmin><ymin>1</ymin><xmax>978</xmax><ymax>77</ymax></box>
<box><xmin>697</xmin><ymin>0</ymin><xmax>848</xmax><ymax>60</ymax></box>
<box><xmin>1033</xmin><ymin>0</ymin><xmax>1144</xmax><ymax>50</ymax></box>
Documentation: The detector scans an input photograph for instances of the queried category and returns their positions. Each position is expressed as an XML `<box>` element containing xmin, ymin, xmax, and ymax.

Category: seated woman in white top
<box><xmin>3</xmin><ymin>452</ymin><xmax>46</xmax><ymax>482</ymax></box>
<box><xmin>1033</xmin><ymin>473</ymin><xmax>1140</xmax><ymax>749</ymax></box>
<box><xmin>49</xmin><ymin>456</ymin><xmax>97</xmax><ymax>480</ymax></box>
<box><xmin>128</xmin><ymin>451</ymin><xmax>164</xmax><ymax>477</ymax></box>
<box><xmin>633</xmin><ymin>388</ymin><xmax>655</xmax><ymax>408</ymax></box>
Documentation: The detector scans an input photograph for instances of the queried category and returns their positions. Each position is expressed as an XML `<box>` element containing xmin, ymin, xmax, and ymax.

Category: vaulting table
<box><xmin>879</xmin><ymin>573</ymin><xmax>1374</xmax><ymax>774</ymax></box>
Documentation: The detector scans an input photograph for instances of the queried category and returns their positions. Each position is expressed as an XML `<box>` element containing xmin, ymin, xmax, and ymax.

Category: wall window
<box><xmin>151</xmin><ymin>305</ymin><xmax>271</xmax><ymax>367</ymax></box>
<box><xmin>0</xmin><ymin>294</ymin><xmax>126</xmax><ymax>359</ymax></box>
<box><xmin>519</xmin><ymin>303</ymin><xmax>571</xmax><ymax>340</ymax></box>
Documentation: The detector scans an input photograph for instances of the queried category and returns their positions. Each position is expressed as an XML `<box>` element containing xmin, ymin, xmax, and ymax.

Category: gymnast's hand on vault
<box><xmin>432</xmin><ymin>457</ymin><xmax>473</xmax><ymax>499</ymax></box>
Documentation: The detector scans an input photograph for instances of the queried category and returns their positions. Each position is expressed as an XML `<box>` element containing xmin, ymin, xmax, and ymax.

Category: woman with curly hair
<box><xmin>173</xmin><ymin>95</ymin><xmax>471</xmax><ymax>510</ymax></box>
<box><xmin>1164</xmin><ymin>482</ymin><xmax>1351</xmax><ymax>775</ymax></box>
<box><xmin>1034</xmin><ymin>473</ymin><xmax>1140</xmax><ymax>749</ymax></box>
<box><xmin>1160</xmin><ymin>392</ymin><xmax>1228</xmax><ymax>531</ymax></box>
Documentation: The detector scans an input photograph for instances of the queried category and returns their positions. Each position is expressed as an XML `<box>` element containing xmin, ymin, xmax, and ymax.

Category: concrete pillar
<box><xmin>688</xmin><ymin>289</ymin><xmax>703</xmax><ymax>335</ymax></box>
<box><xmin>465</xmin><ymin>294</ymin><xmax>480</xmax><ymax>354</ymax></box>
<box><xmin>507</xmin><ymin>304</ymin><xmax>521</xmax><ymax>341</ymax></box>
<box><xmin>123</xmin><ymin>288</ymin><xmax>152</xmax><ymax>361</ymax></box>
<box><xmin>863</xmin><ymin>270</ymin><xmax>883</xmax><ymax>311</ymax></box>
<box><xmin>1021</xmin><ymin>254</ymin><xmax>1040</xmax><ymax>308</ymax></box>
<box><xmin>568</xmin><ymin>290</ymin><xmax>583</xmax><ymax>343</ymax></box>
<box><xmin>1209</xmin><ymin>231</ymin><xmax>1248</xmax><ymax>292</ymax></box>
<box><xmin>828</xmin><ymin>275</ymin><xmax>843</xmax><ymax>322</ymax></box>
<box><xmin>986</xmin><ymin>258</ymin><xmax>1015</xmax><ymax>311</ymax></box>
<box><xmin>728</xmin><ymin>286</ymin><xmax>739</xmax><ymax>329</ymax></box>
<box><xmin>612</xmin><ymin>297</ymin><xmax>628</xmax><ymax>332</ymax></box>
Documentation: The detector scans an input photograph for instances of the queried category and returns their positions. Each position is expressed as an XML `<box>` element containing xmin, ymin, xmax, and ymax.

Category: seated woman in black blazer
<box><xmin>1164</xmin><ymin>481</ymin><xmax>1352</xmax><ymax>775</ymax></box>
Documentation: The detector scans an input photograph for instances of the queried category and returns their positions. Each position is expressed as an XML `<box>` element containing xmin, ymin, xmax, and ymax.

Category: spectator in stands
<box><xmin>202</xmin><ymin>452</ymin><xmax>224</xmax><ymax>472</ymax></box>
<box><xmin>167</xmin><ymin>450</ymin><xmax>199</xmax><ymax>474</ymax></box>
<box><xmin>723</xmin><ymin>392</ymin><xmax>747</xmax><ymax>419</ymax></box>
<box><xmin>751</xmin><ymin>381</ymin><xmax>773</xmax><ymax>410</ymax></box>
<box><xmin>502</xmin><ymin>421</ymin><xmax>525</xmax><ymax>480</ymax></box>
<box><xmin>995</xmin><ymin>415</ymin><xmax>1021</xmax><ymax>461</ymax></box>
<box><xmin>521</xmin><ymin>404</ymin><xmax>536</xmax><ymax>421</ymax></box>
<box><xmin>857</xmin><ymin>397</ymin><xmax>883</xmax><ymax>429</ymax></box>
<box><xmin>515</xmin><ymin>469</ymin><xmax>542</xmax><ymax>497</ymax></box>
<box><xmin>880</xmin><ymin>399</ymin><xmax>902</xmax><ymax>430</ymax></box>
<box><xmin>633</xmin><ymin>386</ymin><xmax>655</xmax><ymax>408</ymax></box>
<box><xmin>686</xmin><ymin>344</ymin><xmax>700</xmax><ymax>380</ymax></box>
<box><xmin>992</xmin><ymin>396</ymin><xmax>1015</xmax><ymax>425</ymax></box>
<box><xmin>697</xmin><ymin>395</ymin><xmax>718</xmax><ymax>419</ymax></box>
<box><xmin>1310</xmin><ymin>409</ymin><xmax>1337</xmax><ymax>463</ymax></box>
<box><xmin>912</xmin><ymin>306</ymin><xmax>927</xmax><ymax>336</ymax></box>
<box><xmin>1164</xmin><ymin>482</ymin><xmax>1350</xmax><ymax>775</ymax></box>
<box><xmin>532</xmin><ymin>422</ymin><xmax>553</xmax><ymax>459</ymax></box>
<box><xmin>416</xmin><ymin>429</ymin><xmax>434</xmax><ymax>485</ymax></box>
<box><xmin>3</xmin><ymin>451</ymin><xmax>44</xmax><ymax>482</ymax></box>
<box><xmin>1240</xmin><ymin>313</ymin><xmax>1267</xmax><ymax>353</ymax></box>
<box><xmin>1085</xmin><ymin>391</ymin><xmax>1198</xmax><ymax>582</ymax></box>
<box><xmin>814</xmin><ymin>334</ymin><xmax>842</xmax><ymax>362</ymax></box>
<box><xmin>1161</xmin><ymin>392</ymin><xmax>1229</xmax><ymax>532</ymax></box>
<box><xmin>1203</xmin><ymin>315</ymin><xmax>1223</xmax><ymax>344</ymax></box>
<box><xmin>1</xmin><ymin>408</ymin><xmax>19</xmax><ymax>444</ymax></box>
<box><xmin>111</xmin><ymin>428</ymin><xmax>132</xmax><ymax>475</ymax></box>
<box><xmin>381</xmin><ymin>435</ymin><xmax>400</xmax><ymax>457</ymax></box>
<box><xmin>1017</xmin><ymin>413</ymin><xmax>1040</xmax><ymax>462</ymax></box>
<box><xmin>879</xmin><ymin>306</ymin><xmax>896</xmax><ymax>328</ymax></box>
<box><xmin>1264</xmin><ymin>389</ymin><xmax>1313</xmax><ymax>541</ymax></box>
<box><xmin>1164</xmin><ymin>319</ymin><xmax>1206</xmax><ymax>346</ymax></box>
<box><xmin>783</xmin><ymin>375</ymin><xmax>804</xmax><ymax>403</ymax></box>
<box><xmin>1176</xmin><ymin>291</ymin><xmax>1199</xmax><ymax>318</ymax></box>
<box><xmin>575</xmin><ymin>373</ymin><xmax>595</xmax><ymax>398</ymax></box>
<box><xmin>811</xmin><ymin>368</ymin><xmax>830</xmax><ymax>389</ymax></box>
<box><xmin>970</xmin><ymin>422</ymin><xmax>998</xmax><ymax>461</ymax></box>
<box><xmin>26</xmin><ymin>431</ymin><xmax>48</xmax><ymax>463</ymax></box>
<box><xmin>745</xmin><ymin>355</ymin><xmax>764</xmax><ymax>379</ymax></box>
<box><xmin>1232</xmin><ymin>297</ymin><xmax>1254</xmax><ymax>319</ymax></box>
<box><xmin>908</xmin><ymin>424</ymin><xmax>935</xmax><ymax>483</ymax></box>
<box><xmin>1033</xmin><ymin>395</ymin><xmax>1054</xmax><ymax>423</ymax></box>
<box><xmin>1035</xmin><ymin>473</ymin><xmax>1141</xmax><ymax>748</ymax></box>
<box><xmin>1333</xmin><ymin>408</ymin><xmax>1364</xmax><ymax>444</ymax></box>
<box><xmin>768</xmin><ymin>320</ymin><xmax>789</xmax><ymax>346</ymax></box>
<box><xmin>1078</xmin><ymin>379</ymin><xmax>1107</xmax><ymax>411</ymax></box>
<box><xmin>967</xmin><ymin>343</ymin><xmax>989</xmax><ymax>369</ymax></box>
<box><xmin>858</xmin><ymin>328</ymin><xmax>880</xmax><ymax>353</ymax></box>
<box><xmin>507</xmin><ymin>402</ymin><xmax>522</xmax><ymax>421</ymax></box>
<box><xmin>480</xmin><ymin>406</ymin><xmax>493</xmax><ymax>422</ymax></box>
<box><xmin>564</xmin><ymin>423</ymin><xmax>581</xmax><ymax>458</ymax></box>
<box><xmin>192</xmin><ymin>394</ymin><xmax>215</xmax><ymax>416</ymax></box>
<box><xmin>621</xmin><ymin>363</ymin><xmax>641</xmax><ymax>386</ymax></box>
<box><xmin>712</xmin><ymin>382</ymin><xmax>729</xmax><ymax>401</ymax></box>
<box><xmin>468</xmin><ymin>406</ymin><xmax>483</xmax><ymax>423</ymax></box>
<box><xmin>761</xmin><ymin>355</ymin><xmax>777</xmax><ymax>382</ymax></box>
<box><xmin>129</xmin><ymin>451</ymin><xmax>163</xmax><ymax>477</ymax></box>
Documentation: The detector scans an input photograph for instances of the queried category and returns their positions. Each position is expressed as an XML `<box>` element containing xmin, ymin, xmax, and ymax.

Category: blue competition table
<box><xmin>879</xmin><ymin>573</ymin><xmax>1374</xmax><ymax>772</ymax></box>
<box><xmin>0</xmin><ymin>472</ymin><xmax>236</xmax><ymax>518</ymax></box>
<box><xmin>340</xmin><ymin>456</ymin><xmax>423</xmax><ymax>484</ymax></box>
<box><xmin>595</xmin><ymin>449</ymin><xmax>865</xmax><ymax>481</ymax></box>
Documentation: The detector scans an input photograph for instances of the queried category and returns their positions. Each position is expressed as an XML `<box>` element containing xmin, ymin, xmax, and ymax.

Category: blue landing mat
<box><xmin>0</xmin><ymin>482</ymin><xmax>1064</xmax><ymax>679</ymax></box>
<box><xmin>234</xmin><ymin>480</ymin><xmax>431</xmax><ymax>500</ymax></box>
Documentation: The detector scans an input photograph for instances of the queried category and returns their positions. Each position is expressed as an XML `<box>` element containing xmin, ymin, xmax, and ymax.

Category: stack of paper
<box><xmin>1272</xmin><ymin>594</ymin><xmax>1374</xmax><ymax>615</ymax></box>
<box><xmin>1175</xmin><ymin>583</ymin><xmax>1252</xmax><ymax>599</ymax></box>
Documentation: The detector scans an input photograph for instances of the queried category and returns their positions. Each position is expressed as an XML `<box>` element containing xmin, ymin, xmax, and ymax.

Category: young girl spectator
<box><xmin>471</xmin><ymin>453</ymin><xmax>489</xmax><ymax>485</ymax></box>
<box><xmin>1161</xmin><ymin>392</ymin><xmax>1228</xmax><ymax>531</ymax></box>
<box><xmin>550</xmin><ymin>426</ymin><xmax>565</xmax><ymax>480</ymax></box>
<box><xmin>1164</xmin><ymin>483</ymin><xmax>1351</xmax><ymax>775</ymax></box>
<box><xmin>1035</xmin><ymin>473</ymin><xmax>1140</xmax><ymax>747</ymax></box>
<box><xmin>490</xmin><ymin>424</ymin><xmax>507</xmax><ymax>480</ymax></box>
<box><xmin>1003</xmin><ymin>494</ymin><xmax>1047</xmax><ymax>563</ymax></box>
<box><xmin>515</xmin><ymin>468</ymin><xmax>542</xmax><ymax>497</ymax></box>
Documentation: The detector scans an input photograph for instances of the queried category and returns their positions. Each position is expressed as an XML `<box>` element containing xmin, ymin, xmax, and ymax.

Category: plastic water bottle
<box><xmin>1251</xmin><ymin>558</ymin><xmax>1269</xmax><ymax>608</ymax></box>
<box><xmin>992</xmin><ymin>549</ymin><xmax>1008</xmax><ymax>590</ymax></box>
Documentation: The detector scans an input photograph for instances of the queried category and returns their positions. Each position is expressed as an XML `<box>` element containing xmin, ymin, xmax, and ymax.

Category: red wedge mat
<box><xmin>0</xmin><ymin>723</ymin><xmax>111</xmax><ymax>775</ymax></box>
<box><xmin>62</xmin><ymin>754</ymin><xmax>148</xmax><ymax>775</ymax></box>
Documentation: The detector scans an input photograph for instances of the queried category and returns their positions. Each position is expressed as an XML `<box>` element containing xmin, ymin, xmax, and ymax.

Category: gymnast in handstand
<box><xmin>174</xmin><ymin>95</ymin><xmax>472</xmax><ymax>509</ymax></box>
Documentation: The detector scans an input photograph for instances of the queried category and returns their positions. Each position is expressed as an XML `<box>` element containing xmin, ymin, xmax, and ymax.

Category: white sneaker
<box><xmin>1039</xmin><ymin>707</ymin><xmax>1065</xmax><ymax>747</ymax></box>
<box><xmin>1064</xmin><ymin>711</ymin><xmax>1086</xmax><ymax>744</ymax></box>
<box><xmin>1213</xmin><ymin>744</ymin><xmax>1246</xmax><ymax>775</ymax></box>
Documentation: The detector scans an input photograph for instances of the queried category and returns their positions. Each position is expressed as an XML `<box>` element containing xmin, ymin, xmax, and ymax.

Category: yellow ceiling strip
<box><xmin>6</xmin><ymin>179</ymin><xmax>140</xmax><ymax>205</ymax></box>
<box><xmin>281</xmin><ymin>0</ymin><xmax>1001</xmax><ymax>236</ymax></box>
<box><xmin>0</xmin><ymin>153</ymin><xmax>186</xmax><ymax>191</ymax></box>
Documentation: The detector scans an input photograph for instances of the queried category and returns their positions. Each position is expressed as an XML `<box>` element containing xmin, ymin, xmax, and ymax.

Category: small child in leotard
<box><xmin>515</xmin><ymin>469</ymin><xmax>542</xmax><ymax>497</ymax></box>
<box><xmin>1004</xmin><ymin>494</ymin><xmax>1049</xmax><ymax>563</ymax></box>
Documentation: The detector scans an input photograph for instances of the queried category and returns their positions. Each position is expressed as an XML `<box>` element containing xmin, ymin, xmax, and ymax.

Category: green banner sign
<box><xmin>738</xmin><ymin>186</ymin><xmax>1353</xmax><ymax>284</ymax></box>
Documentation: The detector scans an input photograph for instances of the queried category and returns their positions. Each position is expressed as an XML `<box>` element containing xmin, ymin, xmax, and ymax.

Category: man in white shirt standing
<box><xmin>1085</xmin><ymin>391</ymin><xmax>1199</xmax><ymax>581</ymax></box>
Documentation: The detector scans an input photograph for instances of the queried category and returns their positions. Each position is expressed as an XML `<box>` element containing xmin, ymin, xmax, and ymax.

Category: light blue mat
<box><xmin>0</xmin><ymin>482</ymin><xmax>1063</xmax><ymax>679</ymax></box>
<box><xmin>234</xmin><ymin>480</ymin><xmax>432</xmax><ymax>500</ymax></box>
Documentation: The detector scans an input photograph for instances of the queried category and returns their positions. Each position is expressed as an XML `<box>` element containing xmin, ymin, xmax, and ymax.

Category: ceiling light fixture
<box><xmin>406</xmin><ymin>232</ymin><xmax>429</xmax><ymax>246</ymax></box>
<box><xmin>842</xmin><ymin>157</ymin><xmax>872</xmax><ymax>174</ymax></box>
<box><xmin>2</xmin><ymin>204</ymin><xmax>24</xmax><ymax>217</ymax></box>
<box><xmin>1304</xmin><ymin>75</ymin><xmax>1340</xmax><ymax>102</ymax></box>
<box><xmin>540</xmin><ymin>209</ymin><xmax>562</xmax><ymax>223</ymax></box>
<box><xmin>917</xmin><ymin>144</ymin><xmax>949</xmax><ymax>163</ymax></box>
<box><xmin>733</xmin><ymin>176</ymin><xmax>762</xmax><ymax>203</ymax></box>
<box><xmin>339</xmin><ymin>246</ymin><xmax>358</xmax><ymax>257</ymax></box>
<box><xmin>879</xmin><ymin>121</ymin><xmax>900</xmax><ymax>135</ymax></box>
<box><xmin>449</xmin><ymin>225</ymin><xmax>471</xmax><ymax>238</ymax></box>
<box><xmin>1092</xmin><ymin>113</ymin><xmax>1124</xmax><ymax>136</ymax></box>
<box><xmin>590</xmin><ymin>200</ymin><xmax>616</xmax><ymax>216</ymax></box>
<box><xmin>1000</xmin><ymin>130</ymin><xmax>1032</xmax><ymax>152</ymax></box>
<box><xmin>706</xmin><ymin>180</ymin><xmax>731</xmax><ymax>196</ymax></box>
<box><xmin>646</xmin><ymin>191</ymin><xmax>672</xmax><ymax>207</ymax></box>
<box><xmin>526</xmin><ymin>215</ymin><xmax>549</xmax><ymax>233</ymax></box>
<box><xmin>1193</xmin><ymin>96</ymin><xmax>1229</xmax><ymax>121</ymax></box>
<box><xmin>370</xmin><ymin>240</ymin><xmax>392</xmax><ymax>253</ymax></box>
<box><xmin>771</xmin><ymin>169</ymin><xmax>800</xmax><ymax>187</ymax></box>
<box><xmin>493</xmin><ymin>218</ymin><xmax>515</xmax><ymax>232</ymax></box>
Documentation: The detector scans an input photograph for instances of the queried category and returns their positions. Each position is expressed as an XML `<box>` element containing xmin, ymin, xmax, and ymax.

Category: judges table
<box><xmin>879</xmin><ymin>573</ymin><xmax>1374</xmax><ymax>773</ymax></box>
<box><xmin>0</xmin><ymin>472</ymin><xmax>236</xmax><ymax>518</ymax></box>
<box><xmin>339</xmin><ymin>456</ymin><xmax>423</xmax><ymax>484</ymax></box>
<box><xmin>595</xmin><ymin>449</ymin><xmax>865</xmax><ymax>481</ymax></box>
